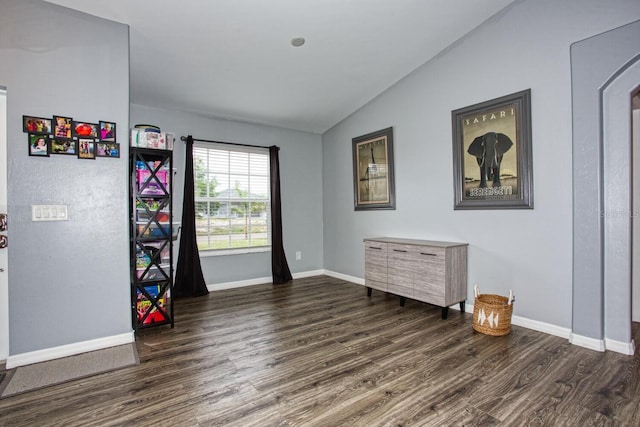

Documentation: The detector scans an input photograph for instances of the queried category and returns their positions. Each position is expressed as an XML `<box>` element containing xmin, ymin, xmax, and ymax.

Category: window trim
<box><xmin>193</xmin><ymin>142</ymin><xmax>271</xmax><ymax>255</ymax></box>
<box><xmin>199</xmin><ymin>246</ymin><xmax>271</xmax><ymax>258</ymax></box>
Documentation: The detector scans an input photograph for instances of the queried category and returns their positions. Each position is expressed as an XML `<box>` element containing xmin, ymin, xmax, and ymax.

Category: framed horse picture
<box><xmin>352</xmin><ymin>127</ymin><xmax>396</xmax><ymax>210</ymax></box>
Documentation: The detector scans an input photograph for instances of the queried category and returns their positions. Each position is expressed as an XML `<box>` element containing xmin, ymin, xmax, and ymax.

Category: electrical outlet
<box><xmin>295</xmin><ymin>251</ymin><xmax>301</xmax><ymax>260</ymax></box>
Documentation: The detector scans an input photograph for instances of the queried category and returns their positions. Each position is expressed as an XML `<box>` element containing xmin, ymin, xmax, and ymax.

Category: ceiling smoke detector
<box><xmin>290</xmin><ymin>37</ymin><xmax>305</xmax><ymax>47</ymax></box>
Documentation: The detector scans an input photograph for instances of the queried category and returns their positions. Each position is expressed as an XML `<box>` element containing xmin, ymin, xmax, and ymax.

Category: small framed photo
<box><xmin>96</xmin><ymin>142</ymin><xmax>120</xmax><ymax>158</ymax></box>
<box><xmin>99</xmin><ymin>120</ymin><xmax>116</xmax><ymax>142</ymax></box>
<box><xmin>23</xmin><ymin>116</ymin><xmax>52</xmax><ymax>134</ymax></box>
<box><xmin>352</xmin><ymin>127</ymin><xmax>396</xmax><ymax>210</ymax></box>
<box><xmin>78</xmin><ymin>138</ymin><xmax>96</xmax><ymax>159</ymax></box>
<box><xmin>72</xmin><ymin>121</ymin><xmax>98</xmax><ymax>138</ymax></box>
<box><xmin>51</xmin><ymin>138</ymin><xmax>77</xmax><ymax>155</ymax></box>
<box><xmin>28</xmin><ymin>134</ymin><xmax>49</xmax><ymax>157</ymax></box>
<box><xmin>53</xmin><ymin>115</ymin><xmax>72</xmax><ymax>139</ymax></box>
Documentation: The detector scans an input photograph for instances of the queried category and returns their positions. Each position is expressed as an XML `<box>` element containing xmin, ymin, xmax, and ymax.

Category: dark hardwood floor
<box><xmin>1</xmin><ymin>275</ymin><xmax>639</xmax><ymax>426</ymax></box>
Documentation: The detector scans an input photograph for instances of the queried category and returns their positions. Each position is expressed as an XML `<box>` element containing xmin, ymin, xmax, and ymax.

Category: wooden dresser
<box><xmin>364</xmin><ymin>237</ymin><xmax>468</xmax><ymax>319</ymax></box>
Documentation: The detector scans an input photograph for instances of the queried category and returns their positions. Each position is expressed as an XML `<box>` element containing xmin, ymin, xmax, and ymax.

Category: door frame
<box><xmin>0</xmin><ymin>87</ymin><xmax>8</xmax><ymax>362</ymax></box>
<box><xmin>571</xmin><ymin>19</ymin><xmax>640</xmax><ymax>354</ymax></box>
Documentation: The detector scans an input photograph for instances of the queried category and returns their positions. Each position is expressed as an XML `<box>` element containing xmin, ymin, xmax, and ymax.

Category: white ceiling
<box><xmin>44</xmin><ymin>0</ymin><xmax>515</xmax><ymax>134</ymax></box>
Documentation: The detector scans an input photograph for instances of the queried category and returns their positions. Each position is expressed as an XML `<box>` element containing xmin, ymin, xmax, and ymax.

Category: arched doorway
<box><xmin>571</xmin><ymin>20</ymin><xmax>640</xmax><ymax>354</ymax></box>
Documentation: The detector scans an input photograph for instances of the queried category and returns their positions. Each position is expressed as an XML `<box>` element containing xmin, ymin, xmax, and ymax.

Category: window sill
<box><xmin>199</xmin><ymin>246</ymin><xmax>271</xmax><ymax>257</ymax></box>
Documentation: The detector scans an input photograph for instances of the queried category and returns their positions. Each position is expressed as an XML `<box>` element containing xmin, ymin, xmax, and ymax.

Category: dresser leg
<box><xmin>399</xmin><ymin>296</ymin><xmax>406</xmax><ymax>307</ymax></box>
<box><xmin>367</xmin><ymin>287</ymin><xmax>372</xmax><ymax>297</ymax></box>
<box><xmin>459</xmin><ymin>301</ymin><xmax>465</xmax><ymax>313</ymax></box>
<box><xmin>441</xmin><ymin>307</ymin><xmax>449</xmax><ymax>319</ymax></box>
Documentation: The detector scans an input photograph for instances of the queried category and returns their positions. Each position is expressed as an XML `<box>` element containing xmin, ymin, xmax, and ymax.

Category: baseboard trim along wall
<box><xmin>321</xmin><ymin>270</ymin><xmax>637</xmax><ymax>356</ymax></box>
<box><xmin>569</xmin><ymin>333</ymin><xmax>606</xmax><ymax>352</ymax></box>
<box><xmin>206</xmin><ymin>270</ymin><xmax>327</xmax><ymax>292</ymax></box>
<box><xmin>567</xmin><ymin>334</ymin><xmax>636</xmax><ymax>355</ymax></box>
<box><xmin>322</xmin><ymin>270</ymin><xmax>364</xmax><ymax>285</ymax></box>
<box><xmin>210</xmin><ymin>270</ymin><xmax>577</xmax><ymax>348</ymax></box>
<box><xmin>207</xmin><ymin>276</ymin><xmax>273</xmax><ymax>291</ymax></box>
<box><xmin>6</xmin><ymin>331</ymin><xmax>135</xmax><ymax>369</ymax></box>
<box><xmin>605</xmin><ymin>338</ymin><xmax>636</xmax><ymax>355</ymax></box>
<box><xmin>9</xmin><ymin>273</ymin><xmax>635</xmax><ymax>368</ymax></box>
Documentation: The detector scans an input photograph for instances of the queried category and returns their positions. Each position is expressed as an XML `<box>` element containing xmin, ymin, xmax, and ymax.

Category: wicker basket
<box><xmin>472</xmin><ymin>286</ymin><xmax>514</xmax><ymax>336</ymax></box>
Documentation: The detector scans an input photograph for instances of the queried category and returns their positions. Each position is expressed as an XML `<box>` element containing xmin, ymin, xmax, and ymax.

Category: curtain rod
<box><xmin>180</xmin><ymin>135</ymin><xmax>275</xmax><ymax>150</ymax></box>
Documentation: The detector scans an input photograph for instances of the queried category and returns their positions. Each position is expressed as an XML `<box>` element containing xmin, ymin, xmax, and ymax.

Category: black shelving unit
<box><xmin>129</xmin><ymin>147</ymin><xmax>174</xmax><ymax>330</ymax></box>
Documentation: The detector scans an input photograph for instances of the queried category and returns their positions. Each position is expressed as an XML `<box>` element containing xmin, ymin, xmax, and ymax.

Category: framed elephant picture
<box><xmin>451</xmin><ymin>89</ymin><xmax>533</xmax><ymax>210</ymax></box>
<box><xmin>352</xmin><ymin>127</ymin><xmax>396</xmax><ymax>210</ymax></box>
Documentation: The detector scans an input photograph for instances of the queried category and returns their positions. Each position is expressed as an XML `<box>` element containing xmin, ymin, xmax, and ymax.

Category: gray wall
<box><xmin>5</xmin><ymin>0</ymin><xmax>639</xmax><ymax>357</ymax></box>
<box><xmin>131</xmin><ymin>104</ymin><xmax>324</xmax><ymax>285</ymax></box>
<box><xmin>0</xmin><ymin>1</ymin><xmax>131</xmax><ymax>354</ymax></box>
<box><xmin>322</xmin><ymin>0</ymin><xmax>640</xmax><ymax>330</ymax></box>
<box><xmin>572</xmin><ymin>19</ymin><xmax>640</xmax><ymax>344</ymax></box>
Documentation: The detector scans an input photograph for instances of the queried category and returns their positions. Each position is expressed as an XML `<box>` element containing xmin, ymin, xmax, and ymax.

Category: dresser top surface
<box><xmin>364</xmin><ymin>237</ymin><xmax>468</xmax><ymax>248</ymax></box>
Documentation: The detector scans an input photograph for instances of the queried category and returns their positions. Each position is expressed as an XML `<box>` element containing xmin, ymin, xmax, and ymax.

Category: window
<box><xmin>194</xmin><ymin>143</ymin><xmax>270</xmax><ymax>254</ymax></box>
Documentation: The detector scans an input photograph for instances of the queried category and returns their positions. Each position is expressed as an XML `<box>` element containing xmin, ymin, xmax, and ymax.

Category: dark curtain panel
<box><xmin>270</xmin><ymin>145</ymin><xmax>293</xmax><ymax>284</ymax></box>
<box><xmin>174</xmin><ymin>135</ymin><xmax>209</xmax><ymax>298</ymax></box>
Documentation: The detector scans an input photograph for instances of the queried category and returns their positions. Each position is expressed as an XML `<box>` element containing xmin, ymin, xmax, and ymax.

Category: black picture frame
<box><xmin>53</xmin><ymin>115</ymin><xmax>73</xmax><ymax>139</ymax></box>
<box><xmin>99</xmin><ymin>120</ymin><xmax>116</xmax><ymax>142</ymax></box>
<box><xmin>23</xmin><ymin>116</ymin><xmax>52</xmax><ymax>134</ymax></box>
<box><xmin>72</xmin><ymin>121</ymin><xmax>99</xmax><ymax>138</ymax></box>
<box><xmin>352</xmin><ymin>127</ymin><xmax>396</xmax><ymax>210</ymax></box>
<box><xmin>28</xmin><ymin>134</ymin><xmax>49</xmax><ymax>157</ymax></box>
<box><xmin>51</xmin><ymin>138</ymin><xmax>77</xmax><ymax>155</ymax></box>
<box><xmin>451</xmin><ymin>89</ymin><xmax>533</xmax><ymax>210</ymax></box>
<box><xmin>96</xmin><ymin>142</ymin><xmax>120</xmax><ymax>158</ymax></box>
<box><xmin>78</xmin><ymin>138</ymin><xmax>96</xmax><ymax>160</ymax></box>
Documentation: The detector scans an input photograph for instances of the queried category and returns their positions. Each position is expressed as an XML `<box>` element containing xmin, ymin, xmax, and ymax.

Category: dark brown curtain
<box><xmin>270</xmin><ymin>145</ymin><xmax>293</xmax><ymax>284</ymax></box>
<box><xmin>174</xmin><ymin>135</ymin><xmax>209</xmax><ymax>298</ymax></box>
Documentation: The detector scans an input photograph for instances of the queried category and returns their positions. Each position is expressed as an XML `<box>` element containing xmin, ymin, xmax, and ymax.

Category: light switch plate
<box><xmin>32</xmin><ymin>205</ymin><xmax>68</xmax><ymax>221</ymax></box>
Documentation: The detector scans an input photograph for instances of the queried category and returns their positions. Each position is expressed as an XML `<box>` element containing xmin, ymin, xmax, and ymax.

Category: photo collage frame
<box><xmin>23</xmin><ymin>115</ymin><xmax>119</xmax><ymax>159</ymax></box>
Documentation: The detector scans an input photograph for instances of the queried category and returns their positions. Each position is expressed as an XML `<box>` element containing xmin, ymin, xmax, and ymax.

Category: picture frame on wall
<box><xmin>51</xmin><ymin>138</ymin><xmax>77</xmax><ymax>155</ymax></box>
<box><xmin>451</xmin><ymin>89</ymin><xmax>533</xmax><ymax>210</ymax></box>
<box><xmin>53</xmin><ymin>115</ymin><xmax>72</xmax><ymax>139</ymax></box>
<box><xmin>99</xmin><ymin>120</ymin><xmax>116</xmax><ymax>142</ymax></box>
<box><xmin>352</xmin><ymin>126</ymin><xmax>395</xmax><ymax>210</ymax></box>
<box><xmin>23</xmin><ymin>116</ymin><xmax>52</xmax><ymax>134</ymax></box>
<box><xmin>78</xmin><ymin>138</ymin><xmax>96</xmax><ymax>159</ymax></box>
<box><xmin>28</xmin><ymin>134</ymin><xmax>49</xmax><ymax>157</ymax></box>
<box><xmin>72</xmin><ymin>121</ymin><xmax>99</xmax><ymax>138</ymax></box>
<box><xmin>96</xmin><ymin>142</ymin><xmax>120</xmax><ymax>158</ymax></box>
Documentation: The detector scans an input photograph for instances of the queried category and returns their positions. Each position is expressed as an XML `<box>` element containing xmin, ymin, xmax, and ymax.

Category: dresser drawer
<box><xmin>365</xmin><ymin>242</ymin><xmax>387</xmax><ymax>263</ymax></box>
<box><xmin>414</xmin><ymin>246</ymin><xmax>445</xmax><ymax>265</ymax></box>
<box><xmin>365</xmin><ymin>242</ymin><xmax>387</xmax><ymax>284</ymax></box>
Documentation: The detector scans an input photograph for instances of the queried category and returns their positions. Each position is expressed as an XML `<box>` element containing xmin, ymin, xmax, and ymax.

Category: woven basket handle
<box><xmin>508</xmin><ymin>289</ymin><xmax>513</xmax><ymax>305</ymax></box>
<box><xmin>474</xmin><ymin>284</ymin><xmax>479</xmax><ymax>298</ymax></box>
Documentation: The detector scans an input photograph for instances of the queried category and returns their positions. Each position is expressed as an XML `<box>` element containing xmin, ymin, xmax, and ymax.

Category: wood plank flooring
<box><xmin>1</xmin><ymin>275</ymin><xmax>639</xmax><ymax>426</ymax></box>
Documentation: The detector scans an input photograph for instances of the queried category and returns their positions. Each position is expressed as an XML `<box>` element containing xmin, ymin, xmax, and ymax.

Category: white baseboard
<box><xmin>187</xmin><ymin>269</ymin><xmax>640</xmax><ymax>359</ymax></box>
<box><xmin>207</xmin><ymin>276</ymin><xmax>273</xmax><ymax>291</ymax></box>
<box><xmin>7</xmin><ymin>274</ymin><xmax>631</xmax><ymax>370</ymax></box>
<box><xmin>605</xmin><ymin>338</ymin><xmax>636</xmax><ymax>355</ymax></box>
<box><xmin>6</xmin><ymin>331</ymin><xmax>135</xmax><ymax>369</ymax></box>
<box><xmin>206</xmin><ymin>269</ymin><xmax>329</xmax><ymax>292</ymax></box>
<box><xmin>569</xmin><ymin>333</ymin><xmax>606</xmax><ymax>352</ymax></box>
<box><xmin>306</xmin><ymin>273</ymin><xmax>638</xmax><ymax>355</ymax></box>
<box><xmin>323</xmin><ymin>269</ymin><xmax>364</xmax><ymax>285</ymax></box>
<box><xmin>294</xmin><ymin>269</ymin><xmax>326</xmax><ymax>279</ymax></box>
<box><xmin>565</xmin><ymin>332</ymin><xmax>635</xmax><ymax>355</ymax></box>
<box><xmin>463</xmin><ymin>302</ymin><xmax>572</xmax><ymax>339</ymax></box>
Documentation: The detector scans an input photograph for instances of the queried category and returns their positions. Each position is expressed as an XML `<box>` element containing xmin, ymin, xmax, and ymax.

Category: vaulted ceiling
<box><xmin>44</xmin><ymin>0</ymin><xmax>516</xmax><ymax>133</ymax></box>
